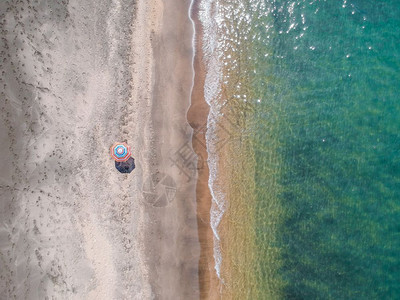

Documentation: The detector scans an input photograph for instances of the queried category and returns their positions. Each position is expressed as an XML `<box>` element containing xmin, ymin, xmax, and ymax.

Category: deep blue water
<box><xmin>249</xmin><ymin>0</ymin><xmax>400</xmax><ymax>298</ymax></box>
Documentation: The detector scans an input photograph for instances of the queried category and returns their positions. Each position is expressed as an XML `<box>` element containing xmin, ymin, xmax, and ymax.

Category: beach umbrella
<box><xmin>110</xmin><ymin>142</ymin><xmax>131</xmax><ymax>162</ymax></box>
<box><xmin>115</xmin><ymin>157</ymin><xmax>135</xmax><ymax>173</ymax></box>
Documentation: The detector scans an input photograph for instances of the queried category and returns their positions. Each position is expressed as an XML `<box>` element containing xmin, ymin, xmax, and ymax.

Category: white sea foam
<box><xmin>198</xmin><ymin>0</ymin><xmax>226</xmax><ymax>281</ymax></box>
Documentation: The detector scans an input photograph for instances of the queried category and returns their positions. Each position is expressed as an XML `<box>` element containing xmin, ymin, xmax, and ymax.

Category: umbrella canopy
<box><xmin>110</xmin><ymin>142</ymin><xmax>132</xmax><ymax>162</ymax></box>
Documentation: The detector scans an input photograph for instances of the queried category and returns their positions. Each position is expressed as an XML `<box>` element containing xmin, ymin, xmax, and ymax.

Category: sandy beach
<box><xmin>142</xmin><ymin>0</ymin><xmax>201</xmax><ymax>298</ymax></box>
<box><xmin>0</xmin><ymin>0</ymin><xmax>198</xmax><ymax>299</ymax></box>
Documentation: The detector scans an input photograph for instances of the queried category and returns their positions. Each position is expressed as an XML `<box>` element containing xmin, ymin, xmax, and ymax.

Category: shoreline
<box><xmin>188</xmin><ymin>1</ymin><xmax>261</xmax><ymax>298</ymax></box>
<box><xmin>187</xmin><ymin>1</ymin><xmax>222</xmax><ymax>298</ymax></box>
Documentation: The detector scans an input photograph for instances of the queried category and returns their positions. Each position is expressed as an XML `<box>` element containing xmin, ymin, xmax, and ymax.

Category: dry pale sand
<box><xmin>0</xmin><ymin>0</ymin><xmax>199</xmax><ymax>299</ymax></box>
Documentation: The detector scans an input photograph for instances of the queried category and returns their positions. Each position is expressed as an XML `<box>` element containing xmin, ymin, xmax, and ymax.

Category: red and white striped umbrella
<box><xmin>110</xmin><ymin>142</ymin><xmax>132</xmax><ymax>162</ymax></box>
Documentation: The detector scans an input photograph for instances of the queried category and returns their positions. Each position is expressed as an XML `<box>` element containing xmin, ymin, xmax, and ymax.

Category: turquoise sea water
<box><xmin>251</xmin><ymin>0</ymin><xmax>400</xmax><ymax>298</ymax></box>
<box><xmin>199</xmin><ymin>0</ymin><xmax>400</xmax><ymax>298</ymax></box>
